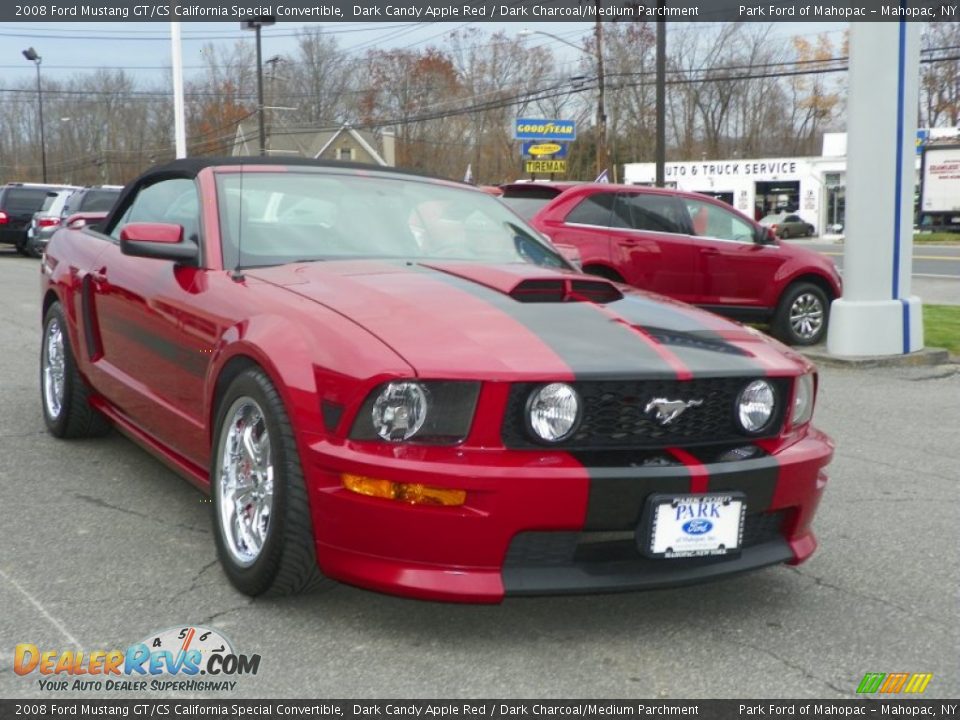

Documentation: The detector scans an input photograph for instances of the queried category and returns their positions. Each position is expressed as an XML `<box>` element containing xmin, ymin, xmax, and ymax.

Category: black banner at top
<box><xmin>1</xmin><ymin>0</ymin><xmax>958</xmax><ymax>23</ymax></box>
<box><xmin>1</xmin><ymin>700</ymin><xmax>959</xmax><ymax>720</ymax></box>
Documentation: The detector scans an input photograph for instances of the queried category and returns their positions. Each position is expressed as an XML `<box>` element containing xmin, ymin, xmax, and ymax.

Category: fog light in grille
<box><xmin>737</xmin><ymin>380</ymin><xmax>776</xmax><ymax>434</ymax></box>
<box><xmin>341</xmin><ymin>474</ymin><xmax>466</xmax><ymax>506</ymax></box>
<box><xmin>527</xmin><ymin>382</ymin><xmax>581</xmax><ymax>443</ymax></box>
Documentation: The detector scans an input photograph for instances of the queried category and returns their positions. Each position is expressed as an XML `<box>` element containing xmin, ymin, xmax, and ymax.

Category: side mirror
<box><xmin>554</xmin><ymin>242</ymin><xmax>582</xmax><ymax>270</ymax></box>
<box><xmin>120</xmin><ymin>222</ymin><xmax>198</xmax><ymax>263</ymax></box>
<box><xmin>65</xmin><ymin>211</ymin><xmax>108</xmax><ymax>230</ymax></box>
<box><xmin>757</xmin><ymin>227</ymin><xmax>777</xmax><ymax>244</ymax></box>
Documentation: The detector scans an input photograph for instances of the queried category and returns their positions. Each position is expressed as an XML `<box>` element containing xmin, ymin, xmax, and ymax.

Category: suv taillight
<box><xmin>0</xmin><ymin>211</ymin><xmax>7</xmax><ymax>225</ymax></box>
<box><xmin>38</xmin><ymin>217</ymin><xmax>60</xmax><ymax>228</ymax></box>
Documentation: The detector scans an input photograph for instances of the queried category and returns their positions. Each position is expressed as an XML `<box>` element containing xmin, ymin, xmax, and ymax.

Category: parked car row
<box><xmin>0</xmin><ymin>182</ymin><xmax>121</xmax><ymax>257</ymax></box>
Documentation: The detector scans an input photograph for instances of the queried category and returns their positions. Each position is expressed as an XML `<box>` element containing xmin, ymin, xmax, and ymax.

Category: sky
<box><xmin>0</xmin><ymin>20</ymin><xmax>848</xmax><ymax>86</ymax></box>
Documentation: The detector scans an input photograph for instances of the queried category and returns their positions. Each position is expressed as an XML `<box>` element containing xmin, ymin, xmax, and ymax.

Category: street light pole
<box><xmin>242</xmin><ymin>17</ymin><xmax>275</xmax><ymax>156</ymax></box>
<box><xmin>22</xmin><ymin>47</ymin><xmax>46</xmax><ymax>183</ymax></box>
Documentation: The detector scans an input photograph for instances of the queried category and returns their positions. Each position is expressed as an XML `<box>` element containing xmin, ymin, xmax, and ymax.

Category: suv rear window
<box><xmin>3</xmin><ymin>188</ymin><xmax>50</xmax><ymax>214</ymax></box>
<box><xmin>500</xmin><ymin>187</ymin><xmax>563</xmax><ymax>221</ymax></box>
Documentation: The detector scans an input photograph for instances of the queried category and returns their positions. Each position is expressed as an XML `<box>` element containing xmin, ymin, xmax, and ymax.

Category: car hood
<box><xmin>247</xmin><ymin>260</ymin><xmax>809</xmax><ymax>380</ymax></box>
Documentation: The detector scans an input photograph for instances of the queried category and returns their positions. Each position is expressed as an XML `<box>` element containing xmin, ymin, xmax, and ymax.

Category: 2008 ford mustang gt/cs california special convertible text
<box><xmin>40</xmin><ymin>158</ymin><xmax>833</xmax><ymax>603</ymax></box>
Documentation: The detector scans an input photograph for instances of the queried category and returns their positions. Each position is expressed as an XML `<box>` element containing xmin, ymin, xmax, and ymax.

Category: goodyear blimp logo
<box><xmin>14</xmin><ymin>625</ymin><xmax>260</xmax><ymax>692</ymax></box>
<box><xmin>522</xmin><ymin>141</ymin><xmax>569</xmax><ymax>159</ymax></box>
<box><xmin>514</xmin><ymin>118</ymin><xmax>577</xmax><ymax>141</ymax></box>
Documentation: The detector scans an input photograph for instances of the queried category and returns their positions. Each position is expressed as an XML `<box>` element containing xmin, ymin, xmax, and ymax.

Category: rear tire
<box><xmin>771</xmin><ymin>282</ymin><xmax>829</xmax><ymax>346</ymax></box>
<box><xmin>211</xmin><ymin>368</ymin><xmax>331</xmax><ymax>597</ymax></box>
<box><xmin>41</xmin><ymin>302</ymin><xmax>111</xmax><ymax>438</ymax></box>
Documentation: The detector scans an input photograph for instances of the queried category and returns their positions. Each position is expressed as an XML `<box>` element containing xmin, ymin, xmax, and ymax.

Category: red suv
<box><xmin>502</xmin><ymin>182</ymin><xmax>842</xmax><ymax>346</ymax></box>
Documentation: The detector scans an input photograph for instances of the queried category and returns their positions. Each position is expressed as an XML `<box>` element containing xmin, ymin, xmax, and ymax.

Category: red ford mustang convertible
<box><xmin>40</xmin><ymin>158</ymin><xmax>833</xmax><ymax>603</ymax></box>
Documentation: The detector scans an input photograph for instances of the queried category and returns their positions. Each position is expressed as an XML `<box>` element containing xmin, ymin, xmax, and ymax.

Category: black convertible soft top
<box><xmin>105</xmin><ymin>156</ymin><xmax>457</xmax><ymax>230</ymax></box>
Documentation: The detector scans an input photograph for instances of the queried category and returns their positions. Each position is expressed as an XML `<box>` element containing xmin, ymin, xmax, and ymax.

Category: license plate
<box><xmin>640</xmin><ymin>493</ymin><xmax>746</xmax><ymax>559</ymax></box>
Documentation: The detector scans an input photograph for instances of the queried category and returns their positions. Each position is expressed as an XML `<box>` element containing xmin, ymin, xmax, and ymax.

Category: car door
<box><xmin>610</xmin><ymin>191</ymin><xmax>700</xmax><ymax>304</ymax></box>
<box><xmin>91</xmin><ymin>177</ymin><xmax>218</xmax><ymax>465</ymax></box>
<box><xmin>681</xmin><ymin>196</ymin><xmax>787</xmax><ymax>311</ymax></box>
<box><xmin>540</xmin><ymin>190</ymin><xmax>619</xmax><ymax>273</ymax></box>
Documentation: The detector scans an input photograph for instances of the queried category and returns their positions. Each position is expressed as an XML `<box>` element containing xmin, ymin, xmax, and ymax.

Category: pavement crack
<box><xmin>721</xmin><ymin>634</ymin><xmax>852</xmax><ymax>697</ymax></box>
<box><xmin>787</xmin><ymin>567</ymin><xmax>947</xmax><ymax>628</ymax></box>
<box><xmin>72</xmin><ymin>492</ymin><xmax>209</xmax><ymax>534</ymax></box>
<box><xmin>182</xmin><ymin>559</ymin><xmax>220</xmax><ymax>595</ymax></box>
<box><xmin>200</xmin><ymin>603</ymin><xmax>253</xmax><ymax>627</ymax></box>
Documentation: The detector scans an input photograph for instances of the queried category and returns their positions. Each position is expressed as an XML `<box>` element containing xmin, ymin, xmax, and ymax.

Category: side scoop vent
<box><xmin>509</xmin><ymin>278</ymin><xmax>623</xmax><ymax>304</ymax></box>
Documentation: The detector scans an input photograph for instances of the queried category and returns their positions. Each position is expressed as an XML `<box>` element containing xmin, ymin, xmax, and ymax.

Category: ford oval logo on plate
<box><xmin>682</xmin><ymin>519</ymin><xmax>713</xmax><ymax>535</ymax></box>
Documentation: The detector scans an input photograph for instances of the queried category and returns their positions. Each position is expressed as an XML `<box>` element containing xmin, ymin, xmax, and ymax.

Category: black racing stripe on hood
<box><xmin>604</xmin><ymin>294</ymin><xmax>769</xmax><ymax>377</ymax></box>
<box><xmin>427</xmin><ymin>271</ymin><xmax>682</xmax><ymax>380</ymax></box>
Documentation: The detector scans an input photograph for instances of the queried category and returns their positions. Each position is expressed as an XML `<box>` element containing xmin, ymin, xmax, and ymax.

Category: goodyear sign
<box><xmin>525</xmin><ymin>160</ymin><xmax>567</xmax><ymax>175</ymax></box>
<box><xmin>522</xmin><ymin>142</ymin><xmax>568</xmax><ymax>159</ymax></box>
<box><xmin>514</xmin><ymin>119</ymin><xmax>576</xmax><ymax>141</ymax></box>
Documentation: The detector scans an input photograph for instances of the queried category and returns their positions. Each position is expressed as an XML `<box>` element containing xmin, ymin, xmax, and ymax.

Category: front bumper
<box><xmin>303</xmin><ymin>429</ymin><xmax>832</xmax><ymax>603</ymax></box>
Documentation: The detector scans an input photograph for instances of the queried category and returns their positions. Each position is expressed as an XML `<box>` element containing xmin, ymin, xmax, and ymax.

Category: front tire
<box><xmin>211</xmin><ymin>368</ymin><xmax>329</xmax><ymax>597</ymax></box>
<box><xmin>772</xmin><ymin>282</ymin><xmax>829</xmax><ymax>346</ymax></box>
<box><xmin>41</xmin><ymin>302</ymin><xmax>111</xmax><ymax>438</ymax></box>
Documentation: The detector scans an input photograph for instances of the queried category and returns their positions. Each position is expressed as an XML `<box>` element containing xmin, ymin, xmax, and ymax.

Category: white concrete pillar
<box><xmin>827</xmin><ymin>21</ymin><xmax>924</xmax><ymax>356</ymax></box>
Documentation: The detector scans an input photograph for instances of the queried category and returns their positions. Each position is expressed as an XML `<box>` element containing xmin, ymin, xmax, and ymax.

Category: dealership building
<box><xmin>623</xmin><ymin>129</ymin><xmax>959</xmax><ymax>237</ymax></box>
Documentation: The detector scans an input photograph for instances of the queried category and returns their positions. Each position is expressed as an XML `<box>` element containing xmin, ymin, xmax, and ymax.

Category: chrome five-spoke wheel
<box><xmin>42</xmin><ymin>316</ymin><xmax>66</xmax><ymax>420</ymax></box>
<box><xmin>217</xmin><ymin>397</ymin><xmax>274</xmax><ymax>567</ymax></box>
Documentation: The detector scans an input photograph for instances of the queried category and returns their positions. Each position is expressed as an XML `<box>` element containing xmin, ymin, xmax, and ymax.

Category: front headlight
<box><xmin>350</xmin><ymin>381</ymin><xmax>480</xmax><ymax>444</ymax></box>
<box><xmin>737</xmin><ymin>379</ymin><xmax>776</xmax><ymax>434</ymax></box>
<box><xmin>371</xmin><ymin>382</ymin><xmax>428</xmax><ymax>441</ymax></box>
<box><xmin>791</xmin><ymin>373</ymin><xmax>815</xmax><ymax>427</ymax></box>
<box><xmin>527</xmin><ymin>383</ymin><xmax>581</xmax><ymax>443</ymax></box>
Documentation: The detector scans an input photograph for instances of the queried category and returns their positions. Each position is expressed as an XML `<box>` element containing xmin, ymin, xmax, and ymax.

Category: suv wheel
<box><xmin>772</xmin><ymin>282</ymin><xmax>829</xmax><ymax>346</ymax></box>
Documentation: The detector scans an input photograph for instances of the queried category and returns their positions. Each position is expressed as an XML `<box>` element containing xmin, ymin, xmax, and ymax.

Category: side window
<box><xmin>684</xmin><ymin>198</ymin><xmax>755</xmax><ymax>243</ymax></box>
<box><xmin>614</xmin><ymin>193</ymin><xmax>686</xmax><ymax>234</ymax></box>
<box><xmin>110</xmin><ymin>178</ymin><xmax>200</xmax><ymax>243</ymax></box>
<box><xmin>784</xmin><ymin>215</ymin><xmax>800</xmax><ymax>223</ymax></box>
<box><xmin>565</xmin><ymin>192</ymin><xmax>616</xmax><ymax>227</ymax></box>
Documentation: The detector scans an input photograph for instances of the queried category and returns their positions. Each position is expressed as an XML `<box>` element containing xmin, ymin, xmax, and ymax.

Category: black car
<box><xmin>0</xmin><ymin>183</ymin><xmax>76</xmax><ymax>255</ymax></box>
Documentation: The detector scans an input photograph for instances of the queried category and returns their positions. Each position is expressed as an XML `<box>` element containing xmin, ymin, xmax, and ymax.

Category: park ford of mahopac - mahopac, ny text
<box><xmin>738</xmin><ymin>3</ymin><xmax>953</xmax><ymax>15</ymax></box>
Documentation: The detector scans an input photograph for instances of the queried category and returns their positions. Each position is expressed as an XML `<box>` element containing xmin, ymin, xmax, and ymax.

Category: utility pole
<box><xmin>594</xmin><ymin>13</ymin><xmax>608</xmax><ymax>179</ymax></box>
<box><xmin>655</xmin><ymin>16</ymin><xmax>666</xmax><ymax>187</ymax></box>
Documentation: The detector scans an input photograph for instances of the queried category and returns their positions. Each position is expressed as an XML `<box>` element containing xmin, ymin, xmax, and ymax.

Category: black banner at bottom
<box><xmin>0</xmin><ymin>700</ymin><xmax>958</xmax><ymax>720</ymax></box>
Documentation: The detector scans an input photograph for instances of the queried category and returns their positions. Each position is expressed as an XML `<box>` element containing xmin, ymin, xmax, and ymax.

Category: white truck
<box><xmin>919</xmin><ymin>143</ymin><xmax>960</xmax><ymax>232</ymax></box>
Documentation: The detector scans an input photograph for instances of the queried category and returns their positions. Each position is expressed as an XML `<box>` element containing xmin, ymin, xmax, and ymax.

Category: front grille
<box><xmin>504</xmin><ymin>511</ymin><xmax>787</xmax><ymax>568</ymax></box>
<box><xmin>502</xmin><ymin>377</ymin><xmax>789</xmax><ymax>450</ymax></box>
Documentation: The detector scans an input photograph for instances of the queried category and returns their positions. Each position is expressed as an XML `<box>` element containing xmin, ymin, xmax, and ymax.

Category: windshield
<box><xmin>216</xmin><ymin>171</ymin><xmax>568</xmax><ymax>270</ymax></box>
<box><xmin>759</xmin><ymin>214</ymin><xmax>785</xmax><ymax>225</ymax></box>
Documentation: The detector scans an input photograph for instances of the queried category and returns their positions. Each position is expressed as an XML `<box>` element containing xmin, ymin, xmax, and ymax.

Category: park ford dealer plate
<box><xmin>641</xmin><ymin>493</ymin><xmax>746</xmax><ymax>559</ymax></box>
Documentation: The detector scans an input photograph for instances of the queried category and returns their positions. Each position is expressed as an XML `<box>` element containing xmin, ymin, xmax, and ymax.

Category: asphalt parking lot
<box><xmin>0</xmin><ymin>250</ymin><xmax>956</xmax><ymax>700</ymax></box>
